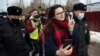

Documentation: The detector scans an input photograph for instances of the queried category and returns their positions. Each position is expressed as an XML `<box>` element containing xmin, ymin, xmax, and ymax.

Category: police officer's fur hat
<box><xmin>73</xmin><ymin>3</ymin><xmax>87</xmax><ymax>11</ymax></box>
<box><xmin>7</xmin><ymin>6</ymin><xmax>22</xmax><ymax>15</ymax></box>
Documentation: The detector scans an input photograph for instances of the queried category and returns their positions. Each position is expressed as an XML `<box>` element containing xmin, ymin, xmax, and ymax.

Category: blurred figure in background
<box><xmin>39</xmin><ymin>9</ymin><xmax>47</xmax><ymax>25</ymax></box>
<box><xmin>0</xmin><ymin>12</ymin><xmax>7</xmax><ymax>24</ymax></box>
<box><xmin>26</xmin><ymin>9</ymin><xmax>43</xmax><ymax>56</ymax></box>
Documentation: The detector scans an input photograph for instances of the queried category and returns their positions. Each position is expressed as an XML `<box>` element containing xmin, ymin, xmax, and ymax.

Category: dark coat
<box><xmin>0</xmin><ymin>18</ymin><xmax>32</xmax><ymax>56</ymax></box>
<box><xmin>0</xmin><ymin>16</ymin><xmax>7</xmax><ymax>24</ymax></box>
<box><xmin>44</xmin><ymin>26</ymin><xmax>58</xmax><ymax>56</ymax></box>
<box><xmin>44</xmin><ymin>24</ymin><xmax>71</xmax><ymax>56</ymax></box>
<box><xmin>72</xmin><ymin>15</ymin><xmax>90</xmax><ymax>56</ymax></box>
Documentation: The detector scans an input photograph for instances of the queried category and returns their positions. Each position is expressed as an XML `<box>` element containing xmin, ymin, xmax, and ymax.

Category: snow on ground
<box><xmin>90</xmin><ymin>31</ymin><xmax>100</xmax><ymax>44</ymax></box>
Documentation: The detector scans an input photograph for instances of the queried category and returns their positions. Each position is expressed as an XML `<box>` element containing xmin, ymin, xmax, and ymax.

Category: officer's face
<box><xmin>73</xmin><ymin>10</ymin><xmax>85</xmax><ymax>16</ymax></box>
<box><xmin>9</xmin><ymin>15</ymin><xmax>21</xmax><ymax>19</ymax></box>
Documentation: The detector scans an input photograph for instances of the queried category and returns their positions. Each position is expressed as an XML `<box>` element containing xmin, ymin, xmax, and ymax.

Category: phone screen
<box><xmin>69</xmin><ymin>12</ymin><xmax>73</xmax><ymax>19</ymax></box>
<box><xmin>63</xmin><ymin>39</ymin><xmax>72</xmax><ymax>48</ymax></box>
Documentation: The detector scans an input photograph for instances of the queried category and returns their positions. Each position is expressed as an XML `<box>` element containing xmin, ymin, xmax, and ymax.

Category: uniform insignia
<box><xmin>85</xmin><ymin>30</ymin><xmax>87</xmax><ymax>34</ymax></box>
<box><xmin>85</xmin><ymin>23</ymin><xmax>88</xmax><ymax>27</ymax></box>
<box><xmin>21</xmin><ymin>28</ymin><xmax>25</xmax><ymax>38</ymax></box>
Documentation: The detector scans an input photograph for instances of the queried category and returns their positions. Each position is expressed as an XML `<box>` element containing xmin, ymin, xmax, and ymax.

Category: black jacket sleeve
<box><xmin>85</xmin><ymin>29</ymin><xmax>90</xmax><ymax>45</ymax></box>
<box><xmin>0</xmin><ymin>18</ymin><xmax>8</xmax><ymax>56</ymax></box>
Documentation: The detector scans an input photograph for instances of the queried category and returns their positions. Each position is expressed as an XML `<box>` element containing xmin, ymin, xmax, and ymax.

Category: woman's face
<box><xmin>54</xmin><ymin>7</ymin><xmax>65</xmax><ymax>21</ymax></box>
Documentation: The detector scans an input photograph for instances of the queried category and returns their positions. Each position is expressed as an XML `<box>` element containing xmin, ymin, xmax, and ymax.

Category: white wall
<box><xmin>87</xmin><ymin>3</ymin><xmax>100</xmax><ymax>12</ymax></box>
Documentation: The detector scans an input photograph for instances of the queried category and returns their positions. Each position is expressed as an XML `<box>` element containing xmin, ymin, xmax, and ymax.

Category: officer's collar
<box><xmin>73</xmin><ymin>15</ymin><xmax>86</xmax><ymax>23</ymax></box>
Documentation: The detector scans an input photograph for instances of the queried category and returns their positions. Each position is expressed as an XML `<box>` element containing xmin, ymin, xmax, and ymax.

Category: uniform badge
<box><xmin>21</xmin><ymin>28</ymin><xmax>25</xmax><ymax>38</ymax></box>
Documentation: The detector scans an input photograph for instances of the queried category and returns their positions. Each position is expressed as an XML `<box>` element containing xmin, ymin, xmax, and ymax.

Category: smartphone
<box><xmin>69</xmin><ymin>12</ymin><xmax>73</xmax><ymax>19</ymax></box>
<box><xmin>63</xmin><ymin>39</ymin><xmax>72</xmax><ymax>48</ymax></box>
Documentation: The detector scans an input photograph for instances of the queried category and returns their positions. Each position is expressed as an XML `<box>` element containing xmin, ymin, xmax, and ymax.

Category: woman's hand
<box><xmin>68</xmin><ymin>15</ymin><xmax>75</xmax><ymax>31</ymax></box>
<box><xmin>56</xmin><ymin>45</ymin><xmax>73</xmax><ymax>56</ymax></box>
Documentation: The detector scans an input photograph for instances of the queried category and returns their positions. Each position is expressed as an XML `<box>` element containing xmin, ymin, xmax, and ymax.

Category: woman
<box><xmin>41</xmin><ymin>5</ymin><xmax>75</xmax><ymax>56</ymax></box>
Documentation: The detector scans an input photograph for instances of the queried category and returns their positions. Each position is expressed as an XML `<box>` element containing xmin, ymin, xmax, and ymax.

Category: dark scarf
<box><xmin>10</xmin><ymin>19</ymin><xmax>20</xmax><ymax>26</ymax></box>
<box><xmin>52</xmin><ymin>19</ymin><xmax>70</xmax><ymax>48</ymax></box>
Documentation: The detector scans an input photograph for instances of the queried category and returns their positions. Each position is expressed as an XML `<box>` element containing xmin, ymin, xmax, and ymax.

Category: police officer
<box><xmin>0</xmin><ymin>6</ymin><xmax>32</xmax><ymax>56</ymax></box>
<box><xmin>70</xmin><ymin>3</ymin><xmax>90</xmax><ymax>56</ymax></box>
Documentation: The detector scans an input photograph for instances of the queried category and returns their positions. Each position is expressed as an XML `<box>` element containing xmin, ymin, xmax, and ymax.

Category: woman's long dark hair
<box><xmin>40</xmin><ymin>4</ymin><xmax>65</xmax><ymax>41</ymax></box>
<box><xmin>47</xmin><ymin>4</ymin><xmax>64</xmax><ymax>21</ymax></box>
